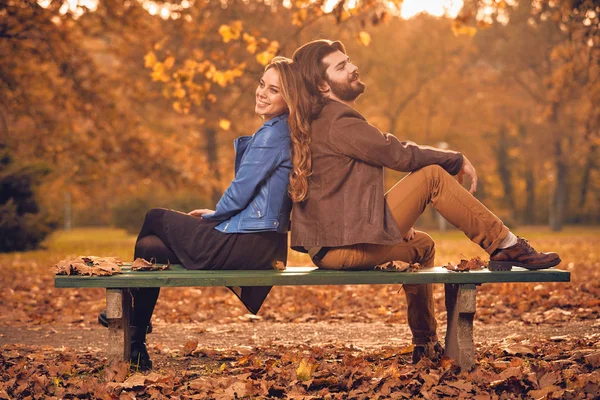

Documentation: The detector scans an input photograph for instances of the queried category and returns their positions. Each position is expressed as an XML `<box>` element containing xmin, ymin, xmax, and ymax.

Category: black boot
<box><xmin>98</xmin><ymin>310</ymin><xmax>153</xmax><ymax>333</ymax></box>
<box><xmin>130</xmin><ymin>326</ymin><xmax>152</xmax><ymax>371</ymax></box>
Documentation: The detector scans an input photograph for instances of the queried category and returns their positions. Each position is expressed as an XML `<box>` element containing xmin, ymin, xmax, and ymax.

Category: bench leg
<box><xmin>444</xmin><ymin>283</ymin><xmax>476</xmax><ymax>370</ymax></box>
<box><xmin>106</xmin><ymin>289</ymin><xmax>131</xmax><ymax>363</ymax></box>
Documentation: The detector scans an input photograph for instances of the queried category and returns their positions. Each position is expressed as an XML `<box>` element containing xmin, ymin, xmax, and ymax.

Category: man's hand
<box><xmin>456</xmin><ymin>155</ymin><xmax>478</xmax><ymax>194</ymax></box>
<box><xmin>403</xmin><ymin>228</ymin><xmax>415</xmax><ymax>242</ymax></box>
<box><xmin>188</xmin><ymin>209</ymin><xmax>215</xmax><ymax>218</ymax></box>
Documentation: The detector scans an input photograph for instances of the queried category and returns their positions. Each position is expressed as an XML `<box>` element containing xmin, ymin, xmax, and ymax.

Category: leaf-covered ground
<box><xmin>1</xmin><ymin>226</ymin><xmax>599</xmax><ymax>399</ymax></box>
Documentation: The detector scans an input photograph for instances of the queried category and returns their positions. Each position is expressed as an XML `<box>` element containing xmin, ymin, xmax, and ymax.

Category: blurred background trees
<box><xmin>1</xmin><ymin>0</ymin><xmax>598</xmax><ymax>250</ymax></box>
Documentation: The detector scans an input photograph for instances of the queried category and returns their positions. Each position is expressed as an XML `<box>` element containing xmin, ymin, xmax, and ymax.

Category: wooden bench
<box><xmin>54</xmin><ymin>265</ymin><xmax>570</xmax><ymax>369</ymax></box>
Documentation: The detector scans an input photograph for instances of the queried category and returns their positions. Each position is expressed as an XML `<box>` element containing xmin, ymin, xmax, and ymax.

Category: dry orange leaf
<box><xmin>54</xmin><ymin>256</ymin><xmax>122</xmax><ymax>276</ymax></box>
<box><xmin>183</xmin><ymin>339</ymin><xmax>198</xmax><ymax>356</ymax></box>
<box><xmin>131</xmin><ymin>258</ymin><xmax>170</xmax><ymax>271</ymax></box>
<box><xmin>375</xmin><ymin>261</ymin><xmax>421</xmax><ymax>272</ymax></box>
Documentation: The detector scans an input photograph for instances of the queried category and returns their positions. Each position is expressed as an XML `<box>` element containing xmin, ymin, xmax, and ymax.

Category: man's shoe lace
<box><xmin>518</xmin><ymin>237</ymin><xmax>535</xmax><ymax>254</ymax></box>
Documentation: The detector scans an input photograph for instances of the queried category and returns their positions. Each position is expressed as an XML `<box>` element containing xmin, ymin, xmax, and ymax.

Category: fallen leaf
<box><xmin>183</xmin><ymin>340</ymin><xmax>198</xmax><ymax>356</ymax></box>
<box><xmin>131</xmin><ymin>258</ymin><xmax>170</xmax><ymax>271</ymax></box>
<box><xmin>54</xmin><ymin>256</ymin><xmax>123</xmax><ymax>276</ymax></box>
<box><xmin>584</xmin><ymin>352</ymin><xmax>600</xmax><ymax>367</ymax></box>
<box><xmin>296</xmin><ymin>359</ymin><xmax>317</xmax><ymax>381</ymax></box>
<box><xmin>272</xmin><ymin>260</ymin><xmax>286</xmax><ymax>271</ymax></box>
<box><xmin>375</xmin><ymin>261</ymin><xmax>421</xmax><ymax>272</ymax></box>
<box><xmin>105</xmin><ymin>360</ymin><xmax>129</xmax><ymax>382</ymax></box>
<box><xmin>528</xmin><ymin>385</ymin><xmax>562</xmax><ymax>399</ymax></box>
<box><xmin>503</xmin><ymin>343</ymin><xmax>535</xmax><ymax>356</ymax></box>
<box><xmin>121</xmin><ymin>373</ymin><xmax>146</xmax><ymax>389</ymax></box>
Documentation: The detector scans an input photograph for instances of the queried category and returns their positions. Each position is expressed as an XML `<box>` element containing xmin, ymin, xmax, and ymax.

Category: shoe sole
<box><xmin>488</xmin><ymin>258</ymin><xmax>561</xmax><ymax>271</ymax></box>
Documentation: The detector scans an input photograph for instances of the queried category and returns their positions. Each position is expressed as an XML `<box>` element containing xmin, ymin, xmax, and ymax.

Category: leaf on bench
<box><xmin>374</xmin><ymin>261</ymin><xmax>421</xmax><ymax>272</ymax></box>
<box><xmin>131</xmin><ymin>258</ymin><xmax>170</xmax><ymax>271</ymax></box>
<box><xmin>272</xmin><ymin>260</ymin><xmax>286</xmax><ymax>270</ymax></box>
<box><xmin>54</xmin><ymin>256</ymin><xmax>123</xmax><ymax>276</ymax></box>
<box><xmin>445</xmin><ymin>256</ymin><xmax>487</xmax><ymax>272</ymax></box>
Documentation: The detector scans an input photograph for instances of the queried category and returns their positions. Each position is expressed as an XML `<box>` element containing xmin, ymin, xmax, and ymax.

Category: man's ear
<box><xmin>318</xmin><ymin>80</ymin><xmax>330</xmax><ymax>95</ymax></box>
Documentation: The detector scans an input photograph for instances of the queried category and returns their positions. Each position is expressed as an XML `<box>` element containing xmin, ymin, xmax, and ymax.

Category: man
<box><xmin>289</xmin><ymin>39</ymin><xmax>560</xmax><ymax>363</ymax></box>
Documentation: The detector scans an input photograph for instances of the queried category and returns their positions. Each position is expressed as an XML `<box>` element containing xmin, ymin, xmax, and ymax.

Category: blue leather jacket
<box><xmin>202</xmin><ymin>114</ymin><xmax>292</xmax><ymax>234</ymax></box>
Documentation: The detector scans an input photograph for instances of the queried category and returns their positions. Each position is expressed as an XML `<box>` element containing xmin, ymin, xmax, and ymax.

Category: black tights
<box><xmin>131</xmin><ymin>208</ymin><xmax>180</xmax><ymax>327</ymax></box>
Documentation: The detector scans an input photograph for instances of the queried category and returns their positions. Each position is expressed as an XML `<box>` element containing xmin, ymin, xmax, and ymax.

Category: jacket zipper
<box><xmin>252</xmin><ymin>201</ymin><xmax>263</xmax><ymax>218</ymax></box>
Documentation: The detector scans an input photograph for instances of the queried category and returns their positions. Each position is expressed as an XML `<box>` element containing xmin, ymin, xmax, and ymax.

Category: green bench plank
<box><xmin>54</xmin><ymin>266</ymin><xmax>570</xmax><ymax>288</ymax></box>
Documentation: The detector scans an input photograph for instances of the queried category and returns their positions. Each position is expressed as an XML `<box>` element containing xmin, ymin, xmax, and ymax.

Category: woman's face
<box><xmin>255</xmin><ymin>67</ymin><xmax>287</xmax><ymax>121</ymax></box>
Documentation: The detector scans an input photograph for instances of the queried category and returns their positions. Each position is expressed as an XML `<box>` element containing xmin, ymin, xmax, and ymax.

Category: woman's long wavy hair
<box><xmin>287</xmin><ymin>40</ymin><xmax>346</xmax><ymax>203</ymax></box>
<box><xmin>263</xmin><ymin>57</ymin><xmax>308</xmax><ymax>202</ymax></box>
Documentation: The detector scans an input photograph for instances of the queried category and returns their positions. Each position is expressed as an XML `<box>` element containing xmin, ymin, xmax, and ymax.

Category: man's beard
<box><xmin>328</xmin><ymin>74</ymin><xmax>366</xmax><ymax>101</ymax></box>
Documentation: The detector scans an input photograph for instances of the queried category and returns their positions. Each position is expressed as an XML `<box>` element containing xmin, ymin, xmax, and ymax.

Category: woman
<box><xmin>107</xmin><ymin>56</ymin><xmax>298</xmax><ymax>371</ymax></box>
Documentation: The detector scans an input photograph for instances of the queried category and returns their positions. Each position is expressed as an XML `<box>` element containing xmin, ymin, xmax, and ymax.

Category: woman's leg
<box><xmin>132</xmin><ymin>234</ymin><xmax>180</xmax><ymax>327</ymax></box>
<box><xmin>136</xmin><ymin>208</ymin><xmax>172</xmax><ymax>246</ymax></box>
<box><xmin>128</xmin><ymin>209</ymin><xmax>181</xmax><ymax>371</ymax></box>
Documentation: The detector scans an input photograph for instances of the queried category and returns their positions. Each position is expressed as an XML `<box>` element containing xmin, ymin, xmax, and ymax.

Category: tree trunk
<box><xmin>550</xmin><ymin>139</ymin><xmax>567</xmax><ymax>232</ymax></box>
<box><xmin>548</xmin><ymin>101</ymin><xmax>566</xmax><ymax>232</ymax></box>
<box><xmin>523</xmin><ymin>167</ymin><xmax>535</xmax><ymax>224</ymax></box>
<box><xmin>519</xmin><ymin>125</ymin><xmax>535</xmax><ymax>224</ymax></box>
<box><xmin>578</xmin><ymin>143</ymin><xmax>597</xmax><ymax>211</ymax></box>
<box><xmin>494</xmin><ymin>125</ymin><xmax>515</xmax><ymax>211</ymax></box>
<box><xmin>203</xmin><ymin>126</ymin><xmax>222</xmax><ymax>206</ymax></box>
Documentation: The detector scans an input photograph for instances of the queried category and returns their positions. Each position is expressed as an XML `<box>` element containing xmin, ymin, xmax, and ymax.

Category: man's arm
<box><xmin>329</xmin><ymin>109</ymin><xmax>463</xmax><ymax>175</ymax></box>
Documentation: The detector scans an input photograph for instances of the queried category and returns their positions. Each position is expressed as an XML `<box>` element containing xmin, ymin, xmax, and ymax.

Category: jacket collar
<box><xmin>262</xmin><ymin>112</ymin><xmax>288</xmax><ymax>127</ymax></box>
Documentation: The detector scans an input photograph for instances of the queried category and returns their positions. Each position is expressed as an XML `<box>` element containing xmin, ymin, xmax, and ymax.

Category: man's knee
<box><xmin>421</xmin><ymin>164</ymin><xmax>447</xmax><ymax>179</ymax></box>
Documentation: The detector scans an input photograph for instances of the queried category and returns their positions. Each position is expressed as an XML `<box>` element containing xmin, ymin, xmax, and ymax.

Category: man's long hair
<box><xmin>288</xmin><ymin>39</ymin><xmax>346</xmax><ymax>203</ymax></box>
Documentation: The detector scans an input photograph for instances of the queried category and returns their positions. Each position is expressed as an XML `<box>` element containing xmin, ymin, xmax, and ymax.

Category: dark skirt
<box><xmin>161</xmin><ymin>210</ymin><xmax>288</xmax><ymax>314</ymax></box>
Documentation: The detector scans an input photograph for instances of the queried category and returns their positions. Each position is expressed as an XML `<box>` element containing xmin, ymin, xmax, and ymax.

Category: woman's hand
<box><xmin>403</xmin><ymin>228</ymin><xmax>416</xmax><ymax>242</ymax></box>
<box><xmin>188</xmin><ymin>209</ymin><xmax>215</xmax><ymax>218</ymax></box>
<box><xmin>456</xmin><ymin>155</ymin><xmax>478</xmax><ymax>194</ymax></box>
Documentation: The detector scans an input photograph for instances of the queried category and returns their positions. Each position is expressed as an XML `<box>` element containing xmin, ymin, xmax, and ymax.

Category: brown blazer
<box><xmin>290</xmin><ymin>100</ymin><xmax>463</xmax><ymax>252</ymax></box>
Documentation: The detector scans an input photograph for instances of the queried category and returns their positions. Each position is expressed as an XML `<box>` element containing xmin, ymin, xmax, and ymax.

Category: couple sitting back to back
<box><xmin>114</xmin><ymin>40</ymin><xmax>560</xmax><ymax>371</ymax></box>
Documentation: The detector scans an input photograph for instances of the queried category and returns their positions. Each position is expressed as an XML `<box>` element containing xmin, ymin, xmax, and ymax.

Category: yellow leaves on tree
<box><xmin>208</xmin><ymin>63</ymin><xmax>246</xmax><ymax>87</ymax></box>
<box><xmin>149</xmin><ymin>54</ymin><xmax>176</xmax><ymax>83</ymax></box>
<box><xmin>292</xmin><ymin>9</ymin><xmax>307</xmax><ymax>27</ymax></box>
<box><xmin>256</xmin><ymin>41</ymin><xmax>280</xmax><ymax>66</ymax></box>
<box><xmin>243</xmin><ymin>33</ymin><xmax>258</xmax><ymax>54</ymax></box>
<box><xmin>219</xmin><ymin>119</ymin><xmax>231</xmax><ymax>130</ymax></box>
<box><xmin>452</xmin><ymin>21</ymin><xmax>477</xmax><ymax>37</ymax></box>
<box><xmin>358</xmin><ymin>31</ymin><xmax>371</xmax><ymax>47</ymax></box>
<box><xmin>144</xmin><ymin>51</ymin><xmax>157</xmax><ymax>68</ymax></box>
<box><xmin>218</xmin><ymin>20</ymin><xmax>243</xmax><ymax>43</ymax></box>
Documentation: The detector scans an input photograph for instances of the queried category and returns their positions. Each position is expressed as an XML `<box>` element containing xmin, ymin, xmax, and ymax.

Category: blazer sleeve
<box><xmin>202</xmin><ymin>127</ymin><xmax>284</xmax><ymax>221</ymax></box>
<box><xmin>329</xmin><ymin>108</ymin><xmax>464</xmax><ymax>175</ymax></box>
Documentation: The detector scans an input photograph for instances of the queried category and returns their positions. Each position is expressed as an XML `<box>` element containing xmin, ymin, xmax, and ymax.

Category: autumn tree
<box><xmin>469</xmin><ymin>0</ymin><xmax>600</xmax><ymax>229</ymax></box>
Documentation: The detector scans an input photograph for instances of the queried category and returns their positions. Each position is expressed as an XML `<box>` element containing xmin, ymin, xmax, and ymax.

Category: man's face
<box><xmin>321</xmin><ymin>50</ymin><xmax>365</xmax><ymax>101</ymax></box>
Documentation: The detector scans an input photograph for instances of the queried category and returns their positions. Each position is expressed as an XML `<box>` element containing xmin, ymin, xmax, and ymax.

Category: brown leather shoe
<box><xmin>489</xmin><ymin>237</ymin><xmax>561</xmax><ymax>271</ymax></box>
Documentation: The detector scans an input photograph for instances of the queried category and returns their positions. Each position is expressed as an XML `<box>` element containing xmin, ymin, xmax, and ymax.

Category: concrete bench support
<box><xmin>106</xmin><ymin>288</ymin><xmax>131</xmax><ymax>363</ymax></box>
<box><xmin>444</xmin><ymin>283</ymin><xmax>476</xmax><ymax>370</ymax></box>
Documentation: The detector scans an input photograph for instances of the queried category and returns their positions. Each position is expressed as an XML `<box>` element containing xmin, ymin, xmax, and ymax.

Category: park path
<box><xmin>1</xmin><ymin>319</ymin><xmax>598</xmax><ymax>355</ymax></box>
